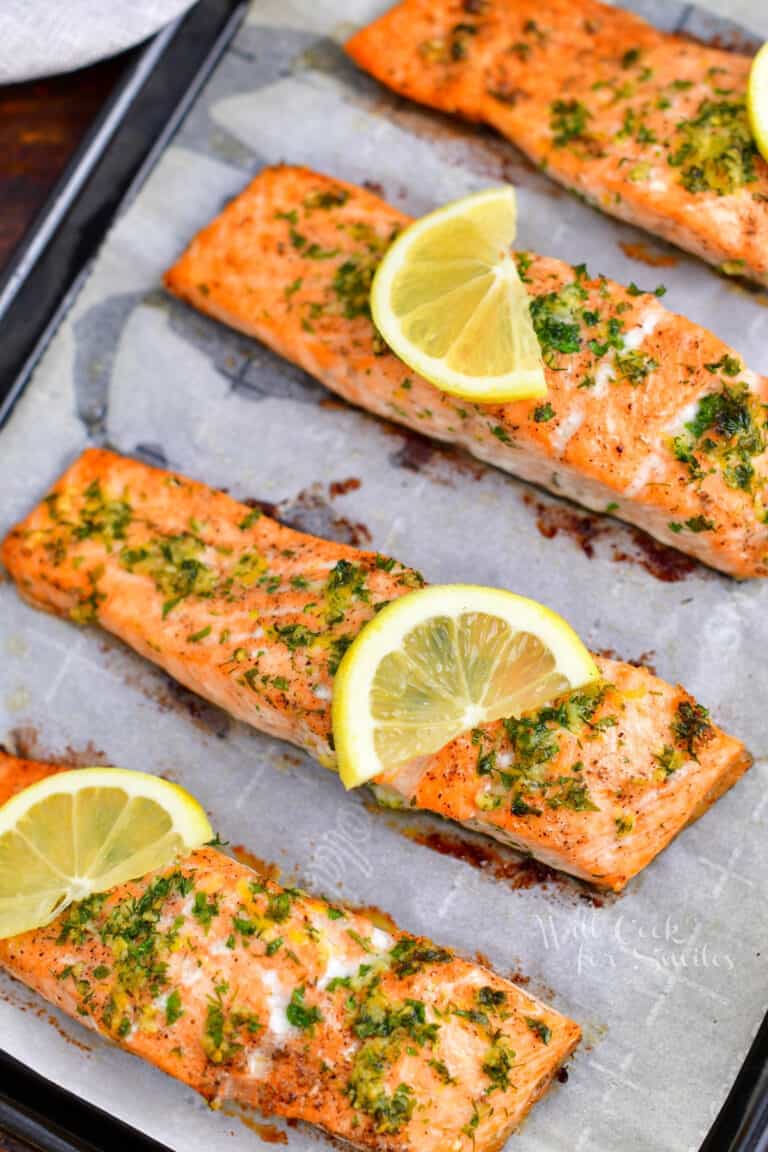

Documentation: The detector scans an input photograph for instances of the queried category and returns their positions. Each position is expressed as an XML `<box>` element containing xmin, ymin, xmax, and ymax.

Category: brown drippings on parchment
<box><xmin>328</xmin><ymin>477</ymin><xmax>361</xmax><ymax>498</ymax></box>
<box><xmin>243</xmin><ymin>481</ymin><xmax>371</xmax><ymax>547</ymax></box>
<box><xmin>221</xmin><ymin>1106</ymin><xmax>288</xmax><ymax>1145</ymax></box>
<box><xmin>5</xmin><ymin>726</ymin><xmax>107</xmax><ymax>767</ymax></box>
<box><xmin>0</xmin><ymin>986</ymin><xmax>92</xmax><ymax>1054</ymax></box>
<box><xmin>619</xmin><ymin>240</ymin><xmax>678</xmax><ymax>267</ymax></box>
<box><xmin>231</xmin><ymin>846</ymin><xmax>281</xmax><ymax>882</ymax></box>
<box><xmin>402</xmin><ymin>826</ymin><xmax>605</xmax><ymax>908</ymax></box>
<box><xmin>388</xmin><ymin>425</ymin><xmax>485</xmax><ymax>483</ymax></box>
<box><xmin>523</xmin><ymin>492</ymin><xmax>698</xmax><ymax>583</ymax></box>
<box><xmin>593</xmin><ymin>647</ymin><xmax>657</xmax><ymax>675</ymax></box>
<box><xmin>342</xmin><ymin>903</ymin><xmax>399</xmax><ymax>935</ymax></box>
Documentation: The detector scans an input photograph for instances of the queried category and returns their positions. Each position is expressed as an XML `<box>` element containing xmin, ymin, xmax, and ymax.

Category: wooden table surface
<box><xmin>0</xmin><ymin>53</ymin><xmax>127</xmax><ymax>273</ymax></box>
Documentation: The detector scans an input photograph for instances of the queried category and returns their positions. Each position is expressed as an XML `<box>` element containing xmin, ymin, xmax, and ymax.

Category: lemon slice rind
<box><xmin>0</xmin><ymin>767</ymin><xmax>212</xmax><ymax>939</ymax></box>
<box><xmin>748</xmin><ymin>42</ymin><xmax>768</xmax><ymax>163</ymax></box>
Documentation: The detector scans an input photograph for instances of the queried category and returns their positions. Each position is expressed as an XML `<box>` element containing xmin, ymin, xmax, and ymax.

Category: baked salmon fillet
<box><xmin>163</xmin><ymin>165</ymin><xmax>768</xmax><ymax>579</ymax></box>
<box><xmin>1</xmin><ymin>449</ymin><xmax>751</xmax><ymax>891</ymax></box>
<box><xmin>345</xmin><ymin>0</ymin><xmax>768</xmax><ymax>285</ymax></box>
<box><xmin>0</xmin><ymin>755</ymin><xmax>580</xmax><ymax>1149</ymax></box>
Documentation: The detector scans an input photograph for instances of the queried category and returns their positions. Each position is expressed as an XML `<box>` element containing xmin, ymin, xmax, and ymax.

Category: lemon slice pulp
<box><xmin>748</xmin><ymin>42</ymin><xmax>768</xmax><ymax>163</ymax></box>
<box><xmin>370</xmin><ymin>187</ymin><xmax>546</xmax><ymax>403</ymax></box>
<box><xmin>0</xmin><ymin>767</ymin><xmax>212</xmax><ymax>938</ymax></box>
<box><xmin>332</xmin><ymin>585</ymin><xmax>597</xmax><ymax>789</ymax></box>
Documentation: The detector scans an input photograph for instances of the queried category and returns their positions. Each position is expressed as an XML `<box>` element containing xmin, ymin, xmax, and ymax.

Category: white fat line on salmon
<box><xmin>623</xmin><ymin>447</ymin><xmax>666</xmax><ymax>499</ymax></box>
<box><xmin>180</xmin><ymin>956</ymin><xmax>205</xmax><ymax>988</ymax></box>
<box><xmin>623</xmin><ymin>309</ymin><xmax>662</xmax><ymax>351</ymax></box>
<box><xmin>261</xmin><ymin>968</ymin><xmax>298</xmax><ymax>1040</ymax></box>
<box><xmin>592</xmin><ymin>359</ymin><xmax>616</xmax><ymax>397</ymax></box>
<box><xmin>551</xmin><ymin>406</ymin><xmax>586</xmax><ymax>456</ymax></box>
<box><xmin>246</xmin><ymin>1049</ymin><xmax>273</xmax><ymax>1079</ymax></box>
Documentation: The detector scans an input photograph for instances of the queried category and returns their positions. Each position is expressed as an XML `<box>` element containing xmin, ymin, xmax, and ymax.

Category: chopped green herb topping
<box><xmin>550</xmin><ymin>99</ymin><xmax>592</xmax><ymax>147</ymax></box>
<box><xmin>286</xmin><ymin>985</ymin><xmax>323</xmax><ymax>1032</ymax></box>
<box><xmin>71</xmin><ymin>481</ymin><xmax>132</xmax><ymax>547</ymax></box>
<box><xmin>192</xmin><ymin>890</ymin><xmax>219</xmax><ymax>932</ymax></box>
<box><xmin>614</xmin><ymin>348</ymin><xmax>658</xmax><ymax>385</ymax></box>
<box><xmin>533</xmin><ymin>402</ymin><xmax>556</xmax><ymax>423</ymax></box>
<box><xmin>120</xmin><ymin>534</ymin><xmax>216</xmax><ymax>617</ymax></box>
<box><xmin>668</xmin><ymin>100</ymin><xmax>757</xmax><ymax>195</ymax></box>
<box><xmin>166</xmin><ymin>989</ymin><xmax>183</xmax><ymax>1025</ymax></box>
<box><xmin>389</xmin><ymin>937</ymin><xmax>453</xmax><ymax>978</ymax></box>
<box><xmin>670</xmin><ymin>383</ymin><xmax>766</xmax><ymax>495</ymax></box>
<box><xmin>203</xmin><ymin>982</ymin><xmax>261</xmax><ymax>1064</ymax></box>
<box><xmin>303</xmin><ymin>187</ymin><xmax>350</xmax><ymax>211</ymax></box>
<box><xmin>484</xmin><ymin>683</ymin><xmax>607</xmax><ymax>813</ymax></box>
<box><xmin>325</xmin><ymin>559</ymin><xmax>369</xmax><ymax>625</ymax></box>
<box><xmin>482</xmin><ymin>1035</ymin><xmax>515</xmax><ymax>1093</ymax></box>
<box><xmin>653</xmin><ymin>744</ymin><xmax>684</xmax><ymax>777</ymax></box>
<box><xmin>525</xmin><ymin>1017</ymin><xmax>552</xmax><ymax>1044</ymax></box>
<box><xmin>671</xmin><ymin>701</ymin><xmax>713</xmax><ymax>758</ymax></box>
<box><xmin>238</xmin><ymin>508</ymin><xmax>262</xmax><ymax>530</ymax></box>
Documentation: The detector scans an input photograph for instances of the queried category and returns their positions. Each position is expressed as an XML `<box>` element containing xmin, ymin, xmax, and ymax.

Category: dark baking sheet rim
<box><xmin>0</xmin><ymin>0</ymin><xmax>766</xmax><ymax>1148</ymax></box>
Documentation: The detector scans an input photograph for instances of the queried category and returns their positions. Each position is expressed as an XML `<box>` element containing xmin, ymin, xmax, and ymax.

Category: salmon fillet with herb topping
<box><xmin>163</xmin><ymin>165</ymin><xmax>768</xmax><ymax>579</ymax></box>
<box><xmin>0</xmin><ymin>753</ymin><xmax>580</xmax><ymax>1150</ymax></box>
<box><xmin>345</xmin><ymin>0</ymin><xmax>768</xmax><ymax>284</ymax></box>
<box><xmin>1</xmin><ymin>449</ymin><xmax>751</xmax><ymax>890</ymax></box>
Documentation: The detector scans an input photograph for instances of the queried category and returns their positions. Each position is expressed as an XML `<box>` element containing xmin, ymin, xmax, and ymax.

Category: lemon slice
<box><xmin>748</xmin><ymin>42</ymin><xmax>768</xmax><ymax>163</ymax></box>
<box><xmin>0</xmin><ymin>768</ymin><xmax>212</xmax><ymax>939</ymax></box>
<box><xmin>333</xmin><ymin>585</ymin><xmax>597</xmax><ymax>789</ymax></box>
<box><xmin>370</xmin><ymin>187</ymin><xmax>546</xmax><ymax>403</ymax></box>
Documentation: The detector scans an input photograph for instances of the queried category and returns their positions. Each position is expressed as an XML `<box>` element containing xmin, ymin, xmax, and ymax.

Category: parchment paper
<box><xmin>1</xmin><ymin>2</ymin><xmax>767</xmax><ymax>1150</ymax></box>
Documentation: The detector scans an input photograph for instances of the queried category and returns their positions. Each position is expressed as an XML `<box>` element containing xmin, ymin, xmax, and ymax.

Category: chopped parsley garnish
<box><xmin>670</xmin><ymin>383</ymin><xmax>765</xmax><ymax>494</ymax></box>
<box><xmin>477</xmin><ymin>986</ymin><xmax>507</xmax><ymax>1010</ymax></box>
<box><xmin>273</xmin><ymin>622</ymin><xmax>318</xmax><ymax>649</ymax></box>
<box><xmin>203</xmin><ymin>982</ymin><xmax>261</xmax><ymax>1064</ymax></box>
<box><xmin>705</xmin><ymin>354</ymin><xmax>742</xmax><ymax>376</ymax></box>
<box><xmin>328</xmin><ymin>633</ymin><xmax>354</xmax><ymax>675</ymax></box>
<box><xmin>614</xmin><ymin>348</ymin><xmax>658</xmax><ymax>385</ymax></box>
<box><xmin>529</xmin><ymin>282</ymin><xmax>585</xmax><ymax>364</ymax></box>
<box><xmin>120</xmin><ymin>533</ymin><xmax>216</xmax><ymax>617</ymax></box>
<box><xmin>615</xmin><ymin>813</ymin><xmax>634</xmax><ymax>837</ymax></box>
<box><xmin>389</xmin><ymin>937</ymin><xmax>453</xmax><ymax>978</ymax></box>
<box><xmin>476</xmin><ymin>683</ymin><xmax>610</xmax><ymax>814</ymax></box>
<box><xmin>683</xmin><ymin>515</ymin><xmax>715</xmax><ymax>532</ymax></box>
<box><xmin>303</xmin><ymin>187</ymin><xmax>350</xmax><ymax>211</ymax></box>
<box><xmin>166</xmin><ymin>989</ymin><xmax>183</xmax><ymax>1025</ymax></box>
<box><xmin>71</xmin><ymin>481</ymin><xmax>132</xmax><ymax>547</ymax></box>
<box><xmin>238</xmin><ymin>508</ymin><xmax>262</xmax><ymax>530</ymax></box>
<box><xmin>525</xmin><ymin>1017</ymin><xmax>552</xmax><ymax>1044</ymax></box>
<box><xmin>325</xmin><ymin>559</ymin><xmax>369</xmax><ymax>625</ymax></box>
<box><xmin>187</xmin><ymin>625</ymin><xmax>212</xmax><ymax>643</ymax></box>
<box><xmin>668</xmin><ymin>100</ymin><xmax>757</xmax><ymax>195</ymax></box>
<box><xmin>482</xmin><ymin>1036</ymin><xmax>515</xmax><ymax>1093</ymax></box>
<box><xmin>533</xmin><ymin>402</ymin><xmax>556</xmax><ymax>423</ymax></box>
<box><xmin>265</xmin><ymin>887</ymin><xmax>300</xmax><ymax>923</ymax></box>
<box><xmin>192</xmin><ymin>890</ymin><xmax>219</xmax><ymax>931</ymax></box>
<box><xmin>286</xmin><ymin>985</ymin><xmax>323</xmax><ymax>1032</ymax></box>
<box><xmin>653</xmin><ymin>745</ymin><xmax>684</xmax><ymax>777</ymax></box>
<box><xmin>550</xmin><ymin>99</ymin><xmax>592</xmax><ymax>147</ymax></box>
<box><xmin>671</xmin><ymin>700</ymin><xmax>713</xmax><ymax>758</ymax></box>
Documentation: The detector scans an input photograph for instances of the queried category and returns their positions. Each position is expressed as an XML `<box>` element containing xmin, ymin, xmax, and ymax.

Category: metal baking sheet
<box><xmin>1</xmin><ymin>2</ymin><xmax>767</xmax><ymax>1151</ymax></box>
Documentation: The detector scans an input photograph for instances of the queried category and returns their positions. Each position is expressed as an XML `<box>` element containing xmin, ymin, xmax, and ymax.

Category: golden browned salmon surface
<box><xmin>345</xmin><ymin>0</ymin><xmax>768</xmax><ymax>284</ymax></box>
<box><xmin>0</xmin><ymin>753</ymin><xmax>579</xmax><ymax>1150</ymax></box>
<box><xmin>1</xmin><ymin>450</ymin><xmax>751</xmax><ymax>891</ymax></box>
<box><xmin>163</xmin><ymin>165</ymin><xmax>768</xmax><ymax>579</ymax></box>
